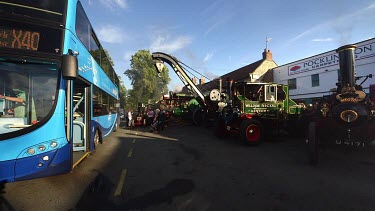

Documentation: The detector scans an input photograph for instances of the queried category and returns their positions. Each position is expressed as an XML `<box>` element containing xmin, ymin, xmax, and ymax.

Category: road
<box><xmin>2</xmin><ymin>120</ymin><xmax>375</xmax><ymax>211</ymax></box>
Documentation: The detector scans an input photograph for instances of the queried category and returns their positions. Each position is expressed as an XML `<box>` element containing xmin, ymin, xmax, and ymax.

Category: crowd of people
<box><xmin>121</xmin><ymin>106</ymin><xmax>168</xmax><ymax>133</ymax></box>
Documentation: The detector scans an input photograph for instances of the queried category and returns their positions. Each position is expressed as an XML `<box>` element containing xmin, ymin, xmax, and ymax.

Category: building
<box><xmin>182</xmin><ymin>49</ymin><xmax>277</xmax><ymax>94</ymax></box>
<box><xmin>273</xmin><ymin>38</ymin><xmax>375</xmax><ymax>104</ymax></box>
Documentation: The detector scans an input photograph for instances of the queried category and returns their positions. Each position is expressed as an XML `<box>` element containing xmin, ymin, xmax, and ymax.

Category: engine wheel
<box><xmin>240</xmin><ymin>119</ymin><xmax>263</xmax><ymax>145</ymax></box>
<box><xmin>214</xmin><ymin>118</ymin><xmax>228</xmax><ymax>138</ymax></box>
<box><xmin>193</xmin><ymin>108</ymin><xmax>205</xmax><ymax>126</ymax></box>
<box><xmin>307</xmin><ymin>122</ymin><xmax>319</xmax><ymax>165</ymax></box>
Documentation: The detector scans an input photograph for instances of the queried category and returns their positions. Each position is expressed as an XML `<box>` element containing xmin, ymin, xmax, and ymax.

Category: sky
<box><xmin>81</xmin><ymin>0</ymin><xmax>375</xmax><ymax>92</ymax></box>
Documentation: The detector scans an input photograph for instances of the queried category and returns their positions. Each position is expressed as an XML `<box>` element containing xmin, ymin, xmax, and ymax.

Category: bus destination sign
<box><xmin>0</xmin><ymin>27</ymin><xmax>40</xmax><ymax>51</ymax></box>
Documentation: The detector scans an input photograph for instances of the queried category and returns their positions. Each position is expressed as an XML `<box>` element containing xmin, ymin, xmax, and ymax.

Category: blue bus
<box><xmin>0</xmin><ymin>0</ymin><xmax>120</xmax><ymax>182</ymax></box>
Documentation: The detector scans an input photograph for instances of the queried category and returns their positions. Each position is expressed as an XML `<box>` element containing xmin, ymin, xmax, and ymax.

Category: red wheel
<box><xmin>240</xmin><ymin>119</ymin><xmax>263</xmax><ymax>145</ymax></box>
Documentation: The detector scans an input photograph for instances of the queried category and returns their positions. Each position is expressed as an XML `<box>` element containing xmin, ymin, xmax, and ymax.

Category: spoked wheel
<box><xmin>214</xmin><ymin>118</ymin><xmax>228</xmax><ymax>138</ymax></box>
<box><xmin>240</xmin><ymin>119</ymin><xmax>263</xmax><ymax>145</ymax></box>
<box><xmin>307</xmin><ymin>122</ymin><xmax>319</xmax><ymax>165</ymax></box>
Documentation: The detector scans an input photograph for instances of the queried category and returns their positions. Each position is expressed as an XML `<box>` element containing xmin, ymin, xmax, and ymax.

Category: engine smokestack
<box><xmin>226</xmin><ymin>78</ymin><xmax>233</xmax><ymax>108</ymax></box>
<box><xmin>336</xmin><ymin>44</ymin><xmax>357</xmax><ymax>88</ymax></box>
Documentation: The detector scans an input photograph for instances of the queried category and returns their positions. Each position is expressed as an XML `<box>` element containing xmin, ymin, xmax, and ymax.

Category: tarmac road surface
<box><xmin>2</xmin><ymin>121</ymin><xmax>375</xmax><ymax>211</ymax></box>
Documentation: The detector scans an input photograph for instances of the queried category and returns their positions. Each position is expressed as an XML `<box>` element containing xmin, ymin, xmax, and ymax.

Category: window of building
<box><xmin>311</xmin><ymin>74</ymin><xmax>320</xmax><ymax>87</ymax></box>
<box><xmin>288</xmin><ymin>78</ymin><xmax>296</xmax><ymax>90</ymax></box>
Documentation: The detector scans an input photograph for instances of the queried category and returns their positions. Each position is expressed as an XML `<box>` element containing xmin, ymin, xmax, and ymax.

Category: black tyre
<box><xmin>113</xmin><ymin>121</ymin><xmax>118</xmax><ymax>132</ymax></box>
<box><xmin>214</xmin><ymin>118</ymin><xmax>228</xmax><ymax>138</ymax></box>
<box><xmin>193</xmin><ymin>108</ymin><xmax>206</xmax><ymax>126</ymax></box>
<box><xmin>94</xmin><ymin>129</ymin><xmax>100</xmax><ymax>147</ymax></box>
<box><xmin>307</xmin><ymin>122</ymin><xmax>319</xmax><ymax>165</ymax></box>
<box><xmin>240</xmin><ymin>119</ymin><xmax>263</xmax><ymax>145</ymax></box>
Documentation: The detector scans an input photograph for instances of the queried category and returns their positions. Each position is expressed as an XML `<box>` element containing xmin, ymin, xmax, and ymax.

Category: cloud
<box><xmin>203</xmin><ymin>53</ymin><xmax>213</xmax><ymax>63</ymax></box>
<box><xmin>201</xmin><ymin>0</ymin><xmax>235</xmax><ymax>36</ymax></box>
<box><xmin>88</xmin><ymin>0</ymin><xmax>93</xmax><ymax>5</ymax></box>
<box><xmin>284</xmin><ymin>2</ymin><xmax>375</xmax><ymax>47</ymax></box>
<box><xmin>150</xmin><ymin>35</ymin><xmax>192</xmax><ymax>53</ymax></box>
<box><xmin>97</xmin><ymin>25</ymin><xmax>124</xmax><ymax>44</ymax></box>
<box><xmin>311</xmin><ymin>38</ymin><xmax>333</xmax><ymax>42</ymax></box>
<box><xmin>123</xmin><ymin>51</ymin><xmax>133</xmax><ymax>61</ymax></box>
<box><xmin>99</xmin><ymin>0</ymin><xmax>127</xmax><ymax>9</ymax></box>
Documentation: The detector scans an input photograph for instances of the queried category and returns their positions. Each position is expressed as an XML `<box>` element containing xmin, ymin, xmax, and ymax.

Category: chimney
<box><xmin>199</xmin><ymin>77</ymin><xmax>205</xmax><ymax>85</ymax></box>
<box><xmin>262</xmin><ymin>49</ymin><xmax>272</xmax><ymax>61</ymax></box>
<box><xmin>192</xmin><ymin>77</ymin><xmax>197</xmax><ymax>85</ymax></box>
<box><xmin>336</xmin><ymin>44</ymin><xmax>356</xmax><ymax>88</ymax></box>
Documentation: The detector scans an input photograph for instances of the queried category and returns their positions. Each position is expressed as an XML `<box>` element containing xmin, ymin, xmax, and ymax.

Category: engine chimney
<box><xmin>226</xmin><ymin>78</ymin><xmax>233</xmax><ymax>108</ymax></box>
<box><xmin>336</xmin><ymin>44</ymin><xmax>357</xmax><ymax>88</ymax></box>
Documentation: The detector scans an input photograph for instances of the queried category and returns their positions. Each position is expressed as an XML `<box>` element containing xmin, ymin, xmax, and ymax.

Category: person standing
<box><xmin>128</xmin><ymin>109</ymin><xmax>133</xmax><ymax>128</ymax></box>
<box><xmin>147</xmin><ymin>109</ymin><xmax>155</xmax><ymax>126</ymax></box>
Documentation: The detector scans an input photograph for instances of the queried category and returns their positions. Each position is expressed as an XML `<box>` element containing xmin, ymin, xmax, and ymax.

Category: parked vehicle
<box><xmin>214</xmin><ymin>79</ymin><xmax>304</xmax><ymax>145</ymax></box>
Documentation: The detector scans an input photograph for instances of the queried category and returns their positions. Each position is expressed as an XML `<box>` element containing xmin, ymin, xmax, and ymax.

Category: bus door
<box><xmin>72</xmin><ymin>79</ymin><xmax>91</xmax><ymax>153</ymax></box>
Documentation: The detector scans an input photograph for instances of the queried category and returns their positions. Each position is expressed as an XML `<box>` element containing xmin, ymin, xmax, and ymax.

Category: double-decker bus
<box><xmin>0</xmin><ymin>0</ymin><xmax>120</xmax><ymax>182</ymax></box>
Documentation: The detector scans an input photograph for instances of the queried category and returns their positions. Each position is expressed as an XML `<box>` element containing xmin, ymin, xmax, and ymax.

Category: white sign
<box><xmin>288</xmin><ymin>41</ymin><xmax>375</xmax><ymax>75</ymax></box>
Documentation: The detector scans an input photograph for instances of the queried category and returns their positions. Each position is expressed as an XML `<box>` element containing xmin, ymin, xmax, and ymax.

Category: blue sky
<box><xmin>81</xmin><ymin>0</ymin><xmax>375</xmax><ymax>92</ymax></box>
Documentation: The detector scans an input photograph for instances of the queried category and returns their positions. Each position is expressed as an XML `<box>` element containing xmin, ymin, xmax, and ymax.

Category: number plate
<box><xmin>335</xmin><ymin>140</ymin><xmax>366</xmax><ymax>147</ymax></box>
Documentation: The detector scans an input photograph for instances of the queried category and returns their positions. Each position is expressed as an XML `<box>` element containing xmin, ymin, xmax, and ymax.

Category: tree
<box><xmin>118</xmin><ymin>75</ymin><xmax>127</xmax><ymax>108</ymax></box>
<box><xmin>124</xmin><ymin>50</ymin><xmax>170</xmax><ymax>107</ymax></box>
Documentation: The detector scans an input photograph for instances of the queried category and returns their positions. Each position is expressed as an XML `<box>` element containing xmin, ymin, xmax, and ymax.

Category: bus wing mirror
<box><xmin>62</xmin><ymin>54</ymin><xmax>78</xmax><ymax>80</ymax></box>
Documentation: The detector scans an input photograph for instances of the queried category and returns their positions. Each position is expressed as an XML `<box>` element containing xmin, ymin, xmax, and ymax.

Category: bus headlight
<box><xmin>38</xmin><ymin>145</ymin><xmax>46</xmax><ymax>152</ymax></box>
<box><xmin>27</xmin><ymin>148</ymin><xmax>36</xmax><ymax>155</ymax></box>
<box><xmin>50</xmin><ymin>141</ymin><xmax>58</xmax><ymax>148</ymax></box>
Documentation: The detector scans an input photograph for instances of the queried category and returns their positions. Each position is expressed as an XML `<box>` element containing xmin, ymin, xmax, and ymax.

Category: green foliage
<box><xmin>124</xmin><ymin>50</ymin><xmax>170</xmax><ymax>108</ymax></box>
<box><xmin>118</xmin><ymin>75</ymin><xmax>127</xmax><ymax>107</ymax></box>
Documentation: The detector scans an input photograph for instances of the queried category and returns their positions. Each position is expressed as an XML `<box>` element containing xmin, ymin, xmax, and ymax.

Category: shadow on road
<box><xmin>119</xmin><ymin>179</ymin><xmax>194</xmax><ymax>210</ymax></box>
<box><xmin>73</xmin><ymin>172</ymin><xmax>115</xmax><ymax>210</ymax></box>
<box><xmin>0</xmin><ymin>182</ymin><xmax>15</xmax><ymax>211</ymax></box>
<box><xmin>73</xmin><ymin>175</ymin><xmax>194</xmax><ymax>211</ymax></box>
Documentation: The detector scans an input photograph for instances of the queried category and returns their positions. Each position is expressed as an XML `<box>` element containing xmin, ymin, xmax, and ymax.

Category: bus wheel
<box><xmin>113</xmin><ymin>122</ymin><xmax>118</xmax><ymax>132</ymax></box>
<box><xmin>240</xmin><ymin>119</ymin><xmax>262</xmax><ymax>145</ymax></box>
<box><xmin>214</xmin><ymin>118</ymin><xmax>228</xmax><ymax>138</ymax></box>
<box><xmin>94</xmin><ymin>130</ymin><xmax>100</xmax><ymax>147</ymax></box>
<box><xmin>307</xmin><ymin>122</ymin><xmax>319</xmax><ymax>165</ymax></box>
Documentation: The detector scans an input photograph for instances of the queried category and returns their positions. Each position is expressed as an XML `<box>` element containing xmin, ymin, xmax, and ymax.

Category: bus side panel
<box><xmin>14</xmin><ymin>143</ymin><xmax>71</xmax><ymax>182</ymax></box>
<box><xmin>91</xmin><ymin>114</ymin><xmax>117</xmax><ymax>146</ymax></box>
<box><xmin>0</xmin><ymin>160</ymin><xmax>15</xmax><ymax>182</ymax></box>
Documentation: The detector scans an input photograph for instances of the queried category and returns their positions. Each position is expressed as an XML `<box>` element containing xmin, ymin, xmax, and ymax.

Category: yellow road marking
<box><xmin>132</xmin><ymin>139</ymin><xmax>136</xmax><ymax>144</ymax></box>
<box><xmin>72</xmin><ymin>152</ymin><xmax>90</xmax><ymax>169</ymax></box>
<box><xmin>127</xmin><ymin>147</ymin><xmax>134</xmax><ymax>158</ymax></box>
<box><xmin>114</xmin><ymin>169</ymin><xmax>127</xmax><ymax>196</ymax></box>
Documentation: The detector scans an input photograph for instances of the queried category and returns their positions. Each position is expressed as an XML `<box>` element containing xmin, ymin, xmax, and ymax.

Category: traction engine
<box><xmin>305</xmin><ymin>44</ymin><xmax>375</xmax><ymax>165</ymax></box>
